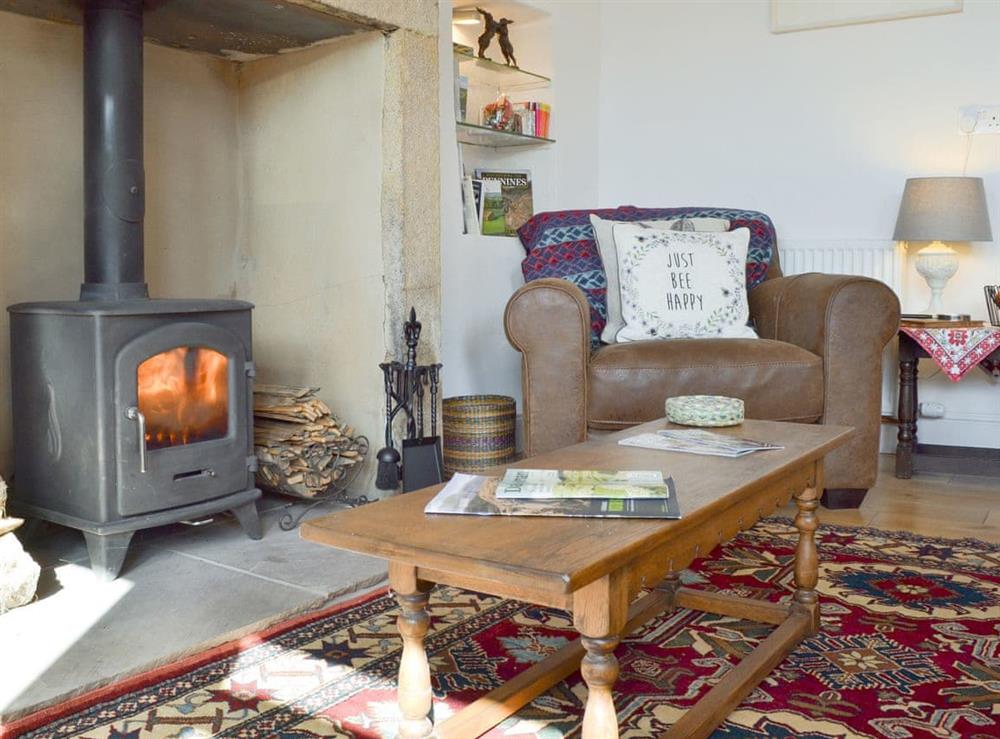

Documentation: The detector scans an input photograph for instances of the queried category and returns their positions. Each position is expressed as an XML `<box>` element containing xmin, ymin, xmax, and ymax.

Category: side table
<box><xmin>896</xmin><ymin>326</ymin><xmax>1000</xmax><ymax>478</ymax></box>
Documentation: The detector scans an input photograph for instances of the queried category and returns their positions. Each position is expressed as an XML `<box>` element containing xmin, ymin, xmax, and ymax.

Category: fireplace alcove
<box><xmin>1</xmin><ymin>0</ymin><xmax>435</xmax><ymax>581</ymax></box>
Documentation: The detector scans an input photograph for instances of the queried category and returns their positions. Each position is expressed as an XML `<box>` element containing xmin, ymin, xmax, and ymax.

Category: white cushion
<box><xmin>613</xmin><ymin>224</ymin><xmax>757</xmax><ymax>342</ymax></box>
<box><xmin>591</xmin><ymin>214</ymin><xmax>729</xmax><ymax>343</ymax></box>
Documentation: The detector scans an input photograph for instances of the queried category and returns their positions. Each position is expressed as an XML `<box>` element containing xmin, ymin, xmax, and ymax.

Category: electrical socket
<box><xmin>918</xmin><ymin>401</ymin><xmax>946</xmax><ymax>419</ymax></box>
<box><xmin>958</xmin><ymin>105</ymin><xmax>1000</xmax><ymax>135</ymax></box>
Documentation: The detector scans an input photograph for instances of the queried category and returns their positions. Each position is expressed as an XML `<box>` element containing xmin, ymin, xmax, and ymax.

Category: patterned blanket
<box><xmin>517</xmin><ymin>207</ymin><xmax>777</xmax><ymax>346</ymax></box>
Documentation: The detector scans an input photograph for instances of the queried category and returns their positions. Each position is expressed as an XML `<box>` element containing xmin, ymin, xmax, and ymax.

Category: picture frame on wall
<box><xmin>770</xmin><ymin>0</ymin><xmax>962</xmax><ymax>34</ymax></box>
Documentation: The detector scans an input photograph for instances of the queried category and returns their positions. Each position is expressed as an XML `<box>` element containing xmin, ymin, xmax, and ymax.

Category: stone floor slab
<box><xmin>146</xmin><ymin>504</ymin><xmax>386</xmax><ymax>596</ymax></box>
<box><xmin>1</xmin><ymin>496</ymin><xmax>387</xmax><ymax>719</ymax></box>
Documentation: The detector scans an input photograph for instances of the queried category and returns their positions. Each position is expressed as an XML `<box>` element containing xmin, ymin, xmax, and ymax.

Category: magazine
<box><xmin>495</xmin><ymin>469</ymin><xmax>670</xmax><ymax>499</ymax></box>
<box><xmin>480</xmin><ymin>180</ymin><xmax>506</xmax><ymax>236</ymax></box>
<box><xmin>461</xmin><ymin>176</ymin><xmax>478</xmax><ymax>234</ymax></box>
<box><xmin>474</xmin><ymin>168</ymin><xmax>530</xmax><ymax>189</ymax></box>
<box><xmin>501</xmin><ymin>183</ymin><xmax>533</xmax><ymax>234</ymax></box>
<box><xmin>471</xmin><ymin>178</ymin><xmax>483</xmax><ymax>215</ymax></box>
<box><xmin>425</xmin><ymin>474</ymin><xmax>681</xmax><ymax>519</ymax></box>
<box><xmin>618</xmin><ymin>429</ymin><xmax>783</xmax><ymax>458</ymax></box>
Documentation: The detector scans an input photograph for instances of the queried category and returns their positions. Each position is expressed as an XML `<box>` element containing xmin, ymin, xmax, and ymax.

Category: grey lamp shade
<box><xmin>893</xmin><ymin>177</ymin><xmax>992</xmax><ymax>242</ymax></box>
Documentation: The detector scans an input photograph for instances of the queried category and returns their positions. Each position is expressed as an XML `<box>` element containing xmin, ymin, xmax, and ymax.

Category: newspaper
<box><xmin>495</xmin><ymin>469</ymin><xmax>670</xmax><ymax>500</ymax></box>
<box><xmin>618</xmin><ymin>429</ymin><xmax>783</xmax><ymax>458</ymax></box>
<box><xmin>424</xmin><ymin>474</ymin><xmax>681</xmax><ymax>519</ymax></box>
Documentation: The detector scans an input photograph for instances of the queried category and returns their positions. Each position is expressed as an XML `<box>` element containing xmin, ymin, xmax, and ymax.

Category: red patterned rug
<box><xmin>6</xmin><ymin>518</ymin><xmax>999</xmax><ymax>738</ymax></box>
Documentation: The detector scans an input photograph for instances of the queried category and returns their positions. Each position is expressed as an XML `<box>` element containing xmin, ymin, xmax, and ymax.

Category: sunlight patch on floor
<box><xmin>0</xmin><ymin>562</ymin><xmax>133</xmax><ymax>713</ymax></box>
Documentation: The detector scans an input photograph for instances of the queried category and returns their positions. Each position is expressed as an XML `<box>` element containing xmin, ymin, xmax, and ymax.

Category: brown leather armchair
<box><xmin>504</xmin><ymin>262</ymin><xmax>900</xmax><ymax>509</ymax></box>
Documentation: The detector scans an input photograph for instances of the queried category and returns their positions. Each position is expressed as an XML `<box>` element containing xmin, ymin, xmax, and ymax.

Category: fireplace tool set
<box><xmin>376</xmin><ymin>308</ymin><xmax>444</xmax><ymax>493</ymax></box>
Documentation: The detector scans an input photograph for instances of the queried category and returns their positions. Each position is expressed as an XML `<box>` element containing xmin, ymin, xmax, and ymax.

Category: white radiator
<box><xmin>779</xmin><ymin>239</ymin><xmax>903</xmax><ymax>294</ymax></box>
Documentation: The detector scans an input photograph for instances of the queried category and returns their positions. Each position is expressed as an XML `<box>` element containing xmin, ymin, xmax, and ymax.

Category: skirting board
<box><xmin>880</xmin><ymin>413</ymin><xmax>1000</xmax><ymax>454</ymax></box>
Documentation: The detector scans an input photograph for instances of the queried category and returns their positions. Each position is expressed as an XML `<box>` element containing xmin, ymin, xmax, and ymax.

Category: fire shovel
<box><xmin>401</xmin><ymin>365</ymin><xmax>443</xmax><ymax>493</ymax></box>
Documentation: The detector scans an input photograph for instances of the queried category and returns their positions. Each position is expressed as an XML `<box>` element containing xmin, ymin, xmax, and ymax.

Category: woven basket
<box><xmin>443</xmin><ymin>395</ymin><xmax>516</xmax><ymax>474</ymax></box>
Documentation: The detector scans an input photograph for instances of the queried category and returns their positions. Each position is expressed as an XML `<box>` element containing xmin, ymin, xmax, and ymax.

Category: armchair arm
<box><xmin>750</xmin><ymin>273</ymin><xmax>901</xmax><ymax>489</ymax></box>
<box><xmin>504</xmin><ymin>278</ymin><xmax>591</xmax><ymax>457</ymax></box>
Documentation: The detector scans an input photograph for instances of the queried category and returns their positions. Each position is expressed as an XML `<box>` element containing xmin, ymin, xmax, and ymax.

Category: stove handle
<box><xmin>125</xmin><ymin>406</ymin><xmax>148</xmax><ymax>474</ymax></box>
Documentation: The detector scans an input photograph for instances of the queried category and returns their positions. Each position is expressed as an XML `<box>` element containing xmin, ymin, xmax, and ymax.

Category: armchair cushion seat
<box><xmin>588</xmin><ymin>338</ymin><xmax>823</xmax><ymax>430</ymax></box>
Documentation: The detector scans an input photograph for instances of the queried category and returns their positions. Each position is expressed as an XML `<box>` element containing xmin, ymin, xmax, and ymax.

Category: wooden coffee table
<box><xmin>301</xmin><ymin>418</ymin><xmax>851</xmax><ymax>739</ymax></box>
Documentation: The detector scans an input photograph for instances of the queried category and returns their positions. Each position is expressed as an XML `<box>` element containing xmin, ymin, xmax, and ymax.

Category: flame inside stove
<box><xmin>137</xmin><ymin>347</ymin><xmax>229</xmax><ymax>450</ymax></box>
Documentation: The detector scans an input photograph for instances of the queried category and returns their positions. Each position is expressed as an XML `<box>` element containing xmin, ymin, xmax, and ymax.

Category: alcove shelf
<box><xmin>455</xmin><ymin>49</ymin><xmax>550</xmax><ymax>92</ymax></box>
<box><xmin>457</xmin><ymin>122</ymin><xmax>554</xmax><ymax>148</ymax></box>
<box><xmin>454</xmin><ymin>48</ymin><xmax>553</xmax><ymax>148</ymax></box>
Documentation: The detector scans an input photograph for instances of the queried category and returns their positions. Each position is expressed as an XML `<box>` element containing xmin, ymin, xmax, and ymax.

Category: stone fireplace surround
<box><xmin>0</xmin><ymin>0</ymin><xmax>441</xmax><ymax>496</ymax></box>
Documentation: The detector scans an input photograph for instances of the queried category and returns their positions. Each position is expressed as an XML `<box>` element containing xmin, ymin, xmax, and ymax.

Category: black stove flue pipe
<box><xmin>81</xmin><ymin>0</ymin><xmax>149</xmax><ymax>301</ymax></box>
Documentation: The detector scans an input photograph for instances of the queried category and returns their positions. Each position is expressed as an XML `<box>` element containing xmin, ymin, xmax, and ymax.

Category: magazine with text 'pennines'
<box><xmin>495</xmin><ymin>469</ymin><xmax>671</xmax><ymax>500</ymax></box>
<box><xmin>425</xmin><ymin>474</ymin><xmax>681</xmax><ymax>519</ymax></box>
<box><xmin>618</xmin><ymin>429</ymin><xmax>783</xmax><ymax>458</ymax></box>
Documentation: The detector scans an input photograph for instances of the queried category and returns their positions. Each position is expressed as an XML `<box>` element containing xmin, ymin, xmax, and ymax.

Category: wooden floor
<box><xmin>777</xmin><ymin>454</ymin><xmax>1000</xmax><ymax>544</ymax></box>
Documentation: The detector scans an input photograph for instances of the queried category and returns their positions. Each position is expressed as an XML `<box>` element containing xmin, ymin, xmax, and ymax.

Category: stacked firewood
<box><xmin>253</xmin><ymin>384</ymin><xmax>366</xmax><ymax>499</ymax></box>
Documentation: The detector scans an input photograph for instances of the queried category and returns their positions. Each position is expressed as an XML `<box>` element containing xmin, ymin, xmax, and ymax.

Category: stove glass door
<box><xmin>137</xmin><ymin>346</ymin><xmax>229</xmax><ymax>450</ymax></box>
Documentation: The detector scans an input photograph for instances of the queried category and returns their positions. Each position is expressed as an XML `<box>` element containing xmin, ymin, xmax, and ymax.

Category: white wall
<box><xmin>144</xmin><ymin>52</ymin><xmax>241</xmax><ymax>301</ymax></box>
<box><xmin>439</xmin><ymin>0</ymin><xmax>602</xmax><ymax>414</ymax></box>
<box><xmin>237</xmin><ymin>33</ymin><xmax>387</xmax><ymax>483</ymax></box>
<box><xmin>596</xmin><ymin>0</ymin><xmax>1000</xmax><ymax>448</ymax></box>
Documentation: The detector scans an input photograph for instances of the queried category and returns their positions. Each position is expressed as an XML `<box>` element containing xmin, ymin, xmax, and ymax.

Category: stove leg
<box><xmin>231</xmin><ymin>501</ymin><xmax>262</xmax><ymax>540</ymax></box>
<box><xmin>83</xmin><ymin>531</ymin><xmax>134</xmax><ymax>582</ymax></box>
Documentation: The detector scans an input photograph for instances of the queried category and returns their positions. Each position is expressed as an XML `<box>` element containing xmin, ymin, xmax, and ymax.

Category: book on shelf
<box><xmin>456</xmin><ymin>75</ymin><xmax>469</xmax><ymax>122</ymax></box>
<box><xmin>537</xmin><ymin>102</ymin><xmax>551</xmax><ymax>138</ymax></box>
<box><xmin>495</xmin><ymin>469</ymin><xmax>671</xmax><ymax>499</ymax></box>
<box><xmin>425</xmin><ymin>473</ymin><xmax>681</xmax><ymax>519</ymax></box>
<box><xmin>618</xmin><ymin>429</ymin><xmax>783</xmax><ymax>458</ymax></box>
<box><xmin>512</xmin><ymin>102</ymin><xmax>534</xmax><ymax>136</ymax></box>
<box><xmin>511</xmin><ymin>102</ymin><xmax>551</xmax><ymax>138</ymax></box>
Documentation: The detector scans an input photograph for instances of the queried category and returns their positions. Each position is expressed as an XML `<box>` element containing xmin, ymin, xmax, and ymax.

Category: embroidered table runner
<box><xmin>900</xmin><ymin>326</ymin><xmax>1000</xmax><ymax>381</ymax></box>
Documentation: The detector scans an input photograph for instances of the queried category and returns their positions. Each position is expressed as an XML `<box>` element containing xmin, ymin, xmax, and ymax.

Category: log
<box><xmin>252</xmin><ymin>385</ymin><xmax>367</xmax><ymax>499</ymax></box>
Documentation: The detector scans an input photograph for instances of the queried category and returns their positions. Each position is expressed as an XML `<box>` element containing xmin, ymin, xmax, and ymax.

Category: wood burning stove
<box><xmin>7</xmin><ymin>0</ymin><xmax>260</xmax><ymax>581</ymax></box>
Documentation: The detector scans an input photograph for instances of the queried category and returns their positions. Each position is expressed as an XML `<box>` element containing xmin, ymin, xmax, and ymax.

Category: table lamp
<box><xmin>893</xmin><ymin>176</ymin><xmax>992</xmax><ymax>313</ymax></box>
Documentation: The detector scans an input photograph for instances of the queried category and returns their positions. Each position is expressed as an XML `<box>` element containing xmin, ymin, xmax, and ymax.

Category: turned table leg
<box><xmin>896</xmin><ymin>334</ymin><xmax>918</xmax><ymax>479</ymax></box>
<box><xmin>580</xmin><ymin>636</ymin><xmax>620</xmax><ymax>738</ymax></box>
<box><xmin>573</xmin><ymin>570</ymin><xmax>628</xmax><ymax>739</ymax></box>
<box><xmin>793</xmin><ymin>484</ymin><xmax>821</xmax><ymax>634</ymax></box>
<box><xmin>390</xmin><ymin>562</ymin><xmax>435</xmax><ymax>739</ymax></box>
